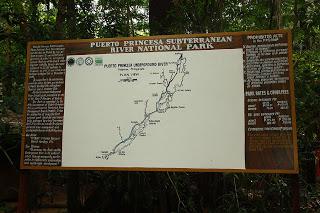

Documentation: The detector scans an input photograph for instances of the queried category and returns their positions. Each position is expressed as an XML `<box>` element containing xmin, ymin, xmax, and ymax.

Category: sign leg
<box><xmin>291</xmin><ymin>174</ymin><xmax>300</xmax><ymax>213</ymax></box>
<box><xmin>17</xmin><ymin>170</ymin><xmax>29</xmax><ymax>213</ymax></box>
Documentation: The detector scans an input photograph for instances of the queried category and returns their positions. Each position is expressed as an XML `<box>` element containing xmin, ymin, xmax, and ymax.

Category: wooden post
<box><xmin>291</xmin><ymin>174</ymin><xmax>300</xmax><ymax>213</ymax></box>
<box><xmin>17</xmin><ymin>170</ymin><xmax>29</xmax><ymax>213</ymax></box>
<box><xmin>67</xmin><ymin>171</ymin><xmax>83</xmax><ymax>213</ymax></box>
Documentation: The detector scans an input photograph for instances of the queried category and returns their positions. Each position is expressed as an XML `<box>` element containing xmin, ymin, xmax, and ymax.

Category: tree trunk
<box><xmin>216</xmin><ymin>0</ymin><xmax>225</xmax><ymax>32</ymax></box>
<box><xmin>54</xmin><ymin>0</ymin><xmax>67</xmax><ymax>39</ymax></box>
<box><xmin>149</xmin><ymin>0</ymin><xmax>172</xmax><ymax>35</ymax></box>
<box><xmin>66</xmin><ymin>0</ymin><xmax>77</xmax><ymax>38</ymax></box>
<box><xmin>3</xmin><ymin>40</ymin><xmax>13</xmax><ymax>97</ymax></box>
<box><xmin>30</xmin><ymin>0</ymin><xmax>39</xmax><ymax>27</ymax></box>
<box><xmin>274</xmin><ymin>0</ymin><xmax>282</xmax><ymax>29</ymax></box>
<box><xmin>269</xmin><ymin>0</ymin><xmax>282</xmax><ymax>29</ymax></box>
<box><xmin>125</xmin><ymin>2</ymin><xmax>131</xmax><ymax>37</ymax></box>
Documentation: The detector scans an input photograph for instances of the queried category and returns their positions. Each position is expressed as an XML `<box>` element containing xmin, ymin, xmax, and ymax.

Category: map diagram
<box><xmin>62</xmin><ymin>49</ymin><xmax>245</xmax><ymax>169</ymax></box>
<box><xmin>96</xmin><ymin>53</ymin><xmax>188</xmax><ymax>160</ymax></box>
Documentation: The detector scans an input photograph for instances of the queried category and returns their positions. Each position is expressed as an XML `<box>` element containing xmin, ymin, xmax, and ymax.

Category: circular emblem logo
<box><xmin>85</xmin><ymin>57</ymin><xmax>93</xmax><ymax>65</ymax></box>
<box><xmin>76</xmin><ymin>57</ymin><xmax>84</xmax><ymax>65</ymax></box>
<box><xmin>67</xmin><ymin>57</ymin><xmax>75</xmax><ymax>66</ymax></box>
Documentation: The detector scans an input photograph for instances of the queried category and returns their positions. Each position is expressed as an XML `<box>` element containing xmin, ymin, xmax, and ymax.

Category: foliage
<box><xmin>0</xmin><ymin>0</ymin><xmax>319</xmax><ymax>212</ymax></box>
<box><xmin>97</xmin><ymin>0</ymin><xmax>148</xmax><ymax>37</ymax></box>
<box><xmin>295</xmin><ymin>50</ymin><xmax>320</xmax><ymax>153</ymax></box>
<box><xmin>0</xmin><ymin>201</ymin><xmax>15</xmax><ymax>213</ymax></box>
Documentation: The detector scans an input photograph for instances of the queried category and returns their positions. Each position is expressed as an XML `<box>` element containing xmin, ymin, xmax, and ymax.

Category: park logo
<box><xmin>76</xmin><ymin>57</ymin><xmax>84</xmax><ymax>66</ymax></box>
<box><xmin>95</xmin><ymin>57</ymin><xmax>103</xmax><ymax>66</ymax></box>
<box><xmin>67</xmin><ymin>57</ymin><xmax>75</xmax><ymax>66</ymax></box>
<box><xmin>85</xmin><ymin>57</ymin><xmax>94</xmax><ymax>65</ymax></box>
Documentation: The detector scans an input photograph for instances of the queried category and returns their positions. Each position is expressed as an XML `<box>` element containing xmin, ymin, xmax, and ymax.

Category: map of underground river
<box><xmin>62</xmin><ymin>50</ymin><xmax>246</xmax><ymax>169</ymax></box>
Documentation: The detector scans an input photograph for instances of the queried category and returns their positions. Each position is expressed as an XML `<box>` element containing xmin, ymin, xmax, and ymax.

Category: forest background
<box><xmin>0</xmin><ymin>0</ymin><xmax>319</xmax><ymax>212</ymax></box>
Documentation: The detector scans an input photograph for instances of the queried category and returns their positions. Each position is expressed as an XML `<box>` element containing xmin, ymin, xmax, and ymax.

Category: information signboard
<box><xmin>21</xmin><ymin>30</ymin><xmax>298</xmax><ymax>173</ymax></box>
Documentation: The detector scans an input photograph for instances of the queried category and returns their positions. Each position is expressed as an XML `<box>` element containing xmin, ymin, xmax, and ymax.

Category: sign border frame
<box><xmin>20</xmin><ymin>29</ymin><xmax>299</xmax><ymax>174</ymax></box>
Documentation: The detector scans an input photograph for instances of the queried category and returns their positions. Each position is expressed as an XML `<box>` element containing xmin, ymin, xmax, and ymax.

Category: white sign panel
<box><xmin>62</xmin><ymin>50</ymin><xmax>245</xmax><ymax>169</ymax></box>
